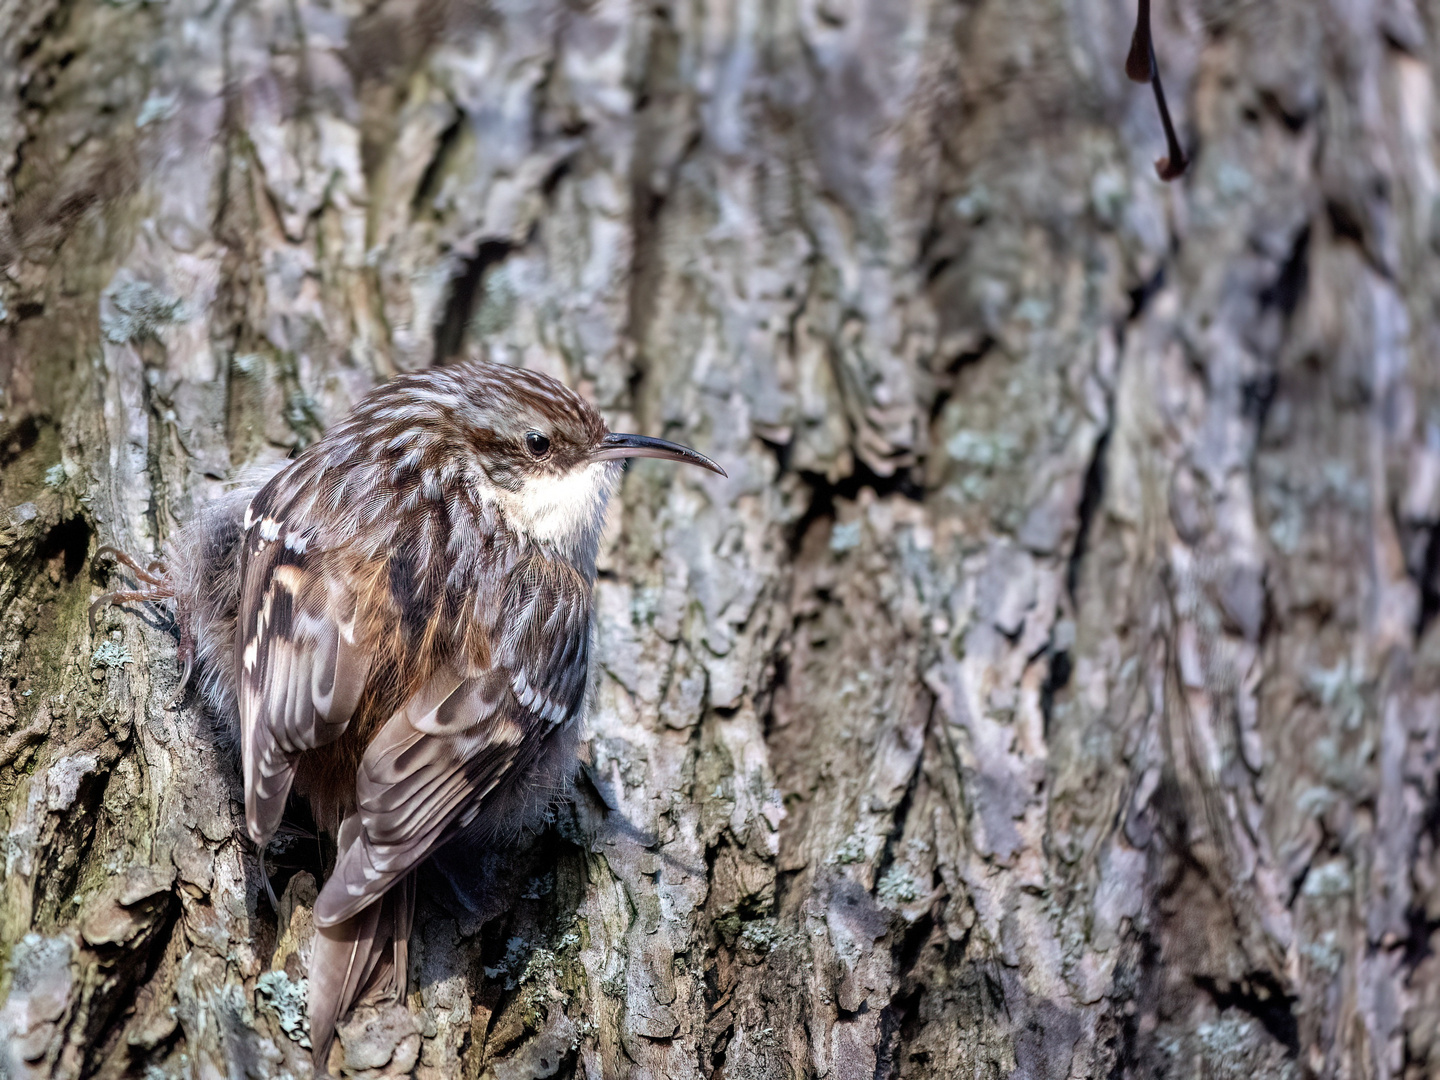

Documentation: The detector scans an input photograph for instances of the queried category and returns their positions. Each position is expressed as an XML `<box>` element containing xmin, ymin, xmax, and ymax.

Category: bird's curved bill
<box><xmin>593</xmin><ymin>432</ymin><xmax>727</xmax><ymax>476</ymax></box>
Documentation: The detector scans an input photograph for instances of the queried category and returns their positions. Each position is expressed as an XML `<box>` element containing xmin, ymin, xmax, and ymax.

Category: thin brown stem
<box><xmin>1126</xmin><ymin>0</ymin><xmax>1155</xmax><ymax>82</ymax></box>
<box><xmin>1149</xmin><ymin>46</ymin><xmax>1189</xmax><ymax>180</ymax></box>
<box><xmin>1126</xmin><ymin>0</ymin><xmax>1188</xmax><ymax>181</ymax></box>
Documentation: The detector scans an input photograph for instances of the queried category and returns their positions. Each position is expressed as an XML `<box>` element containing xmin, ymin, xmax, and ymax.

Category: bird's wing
<box><xmin>313</xmin><ymin>555</ymin><xmax>591</xmax><ymax>927</ymax></box>
<box><xmin>235</xmin><ymin>491</ymin><xmax>372</xmax><ymax>847</ymax></box>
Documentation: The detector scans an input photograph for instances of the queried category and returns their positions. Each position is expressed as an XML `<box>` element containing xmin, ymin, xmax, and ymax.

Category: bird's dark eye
<box><xmin>525</xmin><ymin>431</ymin><xmax>551</xmax><ymax>458</ymax></box>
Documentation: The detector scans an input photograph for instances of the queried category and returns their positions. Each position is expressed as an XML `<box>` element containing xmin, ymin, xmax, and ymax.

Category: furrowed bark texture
<box><xmin>1</xmin><ymin>0</ymin><xmax>1438</xmax><ymax>1076</ymax></box>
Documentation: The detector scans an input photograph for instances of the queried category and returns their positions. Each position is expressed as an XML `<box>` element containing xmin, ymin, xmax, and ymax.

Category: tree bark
<box><xmin>1</xmin><ymin>0</ymin><xmax>1437</xmax><ymax>1076</ymax></box>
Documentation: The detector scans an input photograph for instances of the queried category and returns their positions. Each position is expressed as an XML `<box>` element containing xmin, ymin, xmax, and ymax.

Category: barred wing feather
<box><xmin>313</xmin><ymin>556</ymin><xmax>591</xmax><ymax>928</ymax></box>
<box><xmin>235</xmin><ymin>493</ymin><xmax>371</xmax><ymax>847</ymax></box>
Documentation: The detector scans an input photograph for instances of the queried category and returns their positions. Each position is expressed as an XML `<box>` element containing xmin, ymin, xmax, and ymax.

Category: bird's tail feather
<box><xmin>308</xmin><ymin>871</ymin><xmax>416</xmax><ymax>1076</ymax></box>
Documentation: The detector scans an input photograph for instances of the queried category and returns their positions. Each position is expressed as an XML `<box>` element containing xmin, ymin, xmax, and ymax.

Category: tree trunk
<box><xmin>1</xmin><ymin>0</ymin><xmax>1436</xmax><ymax>1076</ymax></box>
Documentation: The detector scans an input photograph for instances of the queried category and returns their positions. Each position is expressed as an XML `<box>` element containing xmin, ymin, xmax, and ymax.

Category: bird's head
<box><xmin>449</xmin><ymin>364</ymin><xmax>725</xmax><ymax>559</ymax></box>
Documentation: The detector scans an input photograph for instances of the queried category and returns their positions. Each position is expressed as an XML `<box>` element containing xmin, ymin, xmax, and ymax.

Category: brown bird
<box><xmin>93</xmin><ymin>361</ymin><xmax>724</xmax><ymax>1072</ymax></box>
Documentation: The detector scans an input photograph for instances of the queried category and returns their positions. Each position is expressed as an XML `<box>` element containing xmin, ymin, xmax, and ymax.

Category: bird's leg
<box><xmin>175</xmin><ymin>630</ymin><xmax>195</xmax><ymax>699</ymax></box>
<box><xmin>254</xmin><ymin>823</ymin><xmax>322</xmax><ymax>914</ymax></box>
<box><xmin>95</xmin><ymin>545</ymin><xmax>170</xmax><ymax>586</ymax></box>
<box><xmin>89</xmin><ymin>546</ymin><xmax>176</xmax><ymax>634</ymax></box>
<box><xmin>258</xmin><ymin>844</ymin><xmax>281</xmax><ymax>914</ymax></box>
<box><xmin>88</xmin><ymin>586</ymin><xmax>175</xmax><ymax>635</ymax></box>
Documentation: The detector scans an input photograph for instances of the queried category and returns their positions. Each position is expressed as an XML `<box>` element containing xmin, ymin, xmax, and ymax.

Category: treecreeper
<box><xmin>92</xmin><ymin>361</ymin><xmax>725</xmax><ymax>1074</ymax></box>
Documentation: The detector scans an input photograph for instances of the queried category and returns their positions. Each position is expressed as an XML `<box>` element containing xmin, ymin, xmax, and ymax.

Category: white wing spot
<box><xmin>260</xmin><ymin>518</ymin><xmax>282</xmax><ymax>541</ymax></box>
<box><xmin>512</xmin><ymin>670</ymin><xmax>569</xmax><ymax>725</ymax></box>
<box><xmin>285</xmin><ymin>532</ymin><xmax>308</xmax><ymax>553</ymax></box>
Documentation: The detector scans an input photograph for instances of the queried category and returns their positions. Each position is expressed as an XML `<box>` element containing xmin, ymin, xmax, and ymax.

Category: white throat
<box><xmin>503</xmin><ymin>460</ymin><xmax>621</xmax><ymax>558</ymax></box>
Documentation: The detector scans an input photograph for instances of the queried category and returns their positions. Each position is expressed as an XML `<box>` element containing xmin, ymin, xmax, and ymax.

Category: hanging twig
<box><xmin>1127</xmin><ymin>0</ymin><xmax>1188</xmax><ymax>180</ymax></box>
